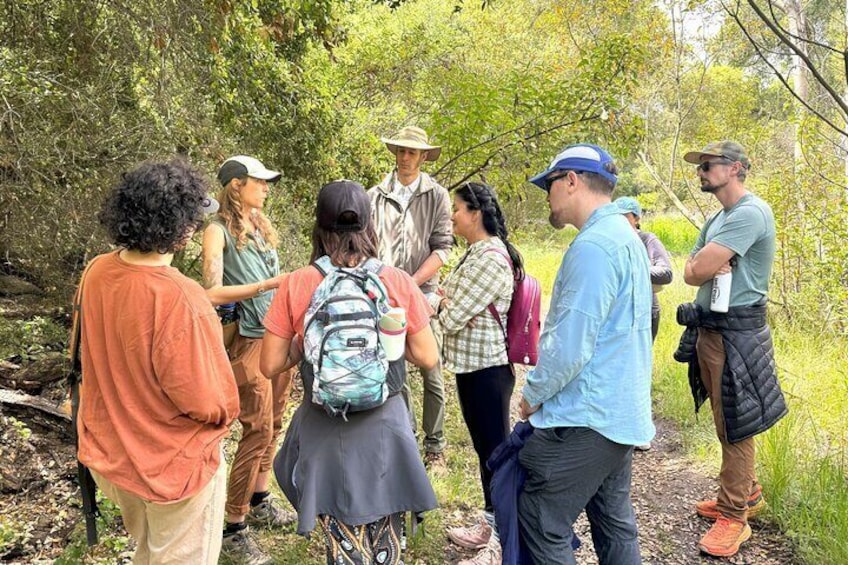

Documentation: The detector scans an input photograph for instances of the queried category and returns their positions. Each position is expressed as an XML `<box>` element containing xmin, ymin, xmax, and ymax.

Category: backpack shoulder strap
<box><xmin>481</xmin><ymin>246</ymin><xmax>513</xmax><ymax>269</ymax></box>
<box><xmin>313</xmin><ymin>255</ymin><xmax>336</xmax><ymax>278</ymax></box>
<box><xmin>480</xmin><ymin>247</ymin><xmax>511</xmax><ymax>341</ymax></box>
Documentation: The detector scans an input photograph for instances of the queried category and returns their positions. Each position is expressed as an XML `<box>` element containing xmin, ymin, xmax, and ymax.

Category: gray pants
<box><xmin>518</xmin><ymin>427</ymin><xmax>640</xmax><ymax>565</ymax></box>
<box><xmin>401</xmin><ymin>317</ymin><xmax>446</xmax><ymax>454</ymax></box>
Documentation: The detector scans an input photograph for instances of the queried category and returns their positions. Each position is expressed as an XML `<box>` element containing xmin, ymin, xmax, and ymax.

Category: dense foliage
<box><xmin>0</xmin><ymin>0</ymin><xmax>845</xmax><ymax>332</ymax></box>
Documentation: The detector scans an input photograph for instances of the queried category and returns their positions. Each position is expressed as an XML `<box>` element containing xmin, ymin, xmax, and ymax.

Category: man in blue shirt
<box><xmin>518</xmin><ymin>144</ymin><xmax>654</xmax><ymax>565</ymax></box>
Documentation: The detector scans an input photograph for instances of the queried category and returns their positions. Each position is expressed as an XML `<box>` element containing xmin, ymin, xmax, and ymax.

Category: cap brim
<box><xmin>528</xmin><ymin>167</ymin><xmax>555</xmax><ymax>191</ymax></box>
<box><xmin>201</xmin><ymin>196</ymin><xmax>220</xmax><ymax>214</ymax></box>
<box><xmin>683</xmin><ymin>151</ymin><xmax>723</xmax><ymax>164</ymax></box>
<box><xmin>249</xmin><ymin>169</ymin><xmax>282</xmax><ymax>182</ymax></box>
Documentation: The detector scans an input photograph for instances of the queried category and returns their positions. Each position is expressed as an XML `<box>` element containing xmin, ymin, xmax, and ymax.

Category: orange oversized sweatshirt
<box><xmin>77</xmin><ymin>251</ymin><xmax>239</xmax><ymax>502</ymax></box>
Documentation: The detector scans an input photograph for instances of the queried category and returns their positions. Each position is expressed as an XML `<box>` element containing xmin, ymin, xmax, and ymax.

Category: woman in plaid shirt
<box><xmin>437</xmin><ymin>182</ymin><xmax>525</xmax><ymax>565</ymax></box>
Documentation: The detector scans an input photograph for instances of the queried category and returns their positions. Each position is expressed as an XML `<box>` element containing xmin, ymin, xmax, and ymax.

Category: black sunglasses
<box><xmin>544</xmin><ymin>170</ymin><xmax>583</xmax><ymax>191</ymax></box>
<box><xmin>697</xmin><ymin>158</ymin><xmax>733</xmax><ymax>172</ymax></box>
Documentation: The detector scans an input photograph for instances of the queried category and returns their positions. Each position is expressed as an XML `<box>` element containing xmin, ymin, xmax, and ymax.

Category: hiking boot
<box><xmin>246</xmin><ymin>496</ymin><xmax>297</xmax><ymax>529</ymax></box>
<box><xmin>221</xmin><ymin>527</ymin><xmax>272</xmax><ymax>565</ymax></box>
<box><xmin>447</xmin><ymin>521</ymin><xmax>492</xmax><ymax>549</ymax></box>
<box><xmin>423</xmin><ymin>451</ymin><xmax>447</xmax><ymax>473</ymax></box>
<box><xmin>457</xmin><ymin>537</ymin><xmax>501</xmax><ymax>565</ymax></box>
<box><xmin>696</xmin><ymin>486</ymin><xmax>765</xmax><ymax>520</ymax></box>
<box><xmin>698</xmin><ymin>515</ymin><xmax>752</xmax><ymax>557</ymax></box>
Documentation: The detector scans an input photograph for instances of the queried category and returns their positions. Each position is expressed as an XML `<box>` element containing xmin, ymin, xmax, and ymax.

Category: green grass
<box><xmin>650</xmin><ymin>255</ymin><xmax>848</xmax><ymax>565</ymax></box>
<box><xmin>58</xmin><ymin>215</ymin><xmax>847</xmax><ymax>564</ymax></box>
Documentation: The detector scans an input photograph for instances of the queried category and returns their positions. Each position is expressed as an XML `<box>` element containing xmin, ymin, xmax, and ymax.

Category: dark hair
<box><xmin>310</xmin><ymin>221</ymin><xmax>379</xmax><ymax>267</ymax></box>
<box><xmin>582</xmin><ymin>160</ymin><xmax>619</xmax><ymax>195</ymax></box>
<box><xmin>454</xmin><ymin>182</ymin><xmax>525</xmax><ymax>280</ymax></box>
<box><xmin>99</xmin><ymin>160</ymin><xmax>209</xmax><ymax>253</ymax></box>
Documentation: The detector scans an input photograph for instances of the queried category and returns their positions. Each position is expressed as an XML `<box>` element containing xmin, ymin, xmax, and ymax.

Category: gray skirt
<box><xmin>274</xmin><ymin>394</ymin><xmax>438</xmax><ymax>535</ymax></box>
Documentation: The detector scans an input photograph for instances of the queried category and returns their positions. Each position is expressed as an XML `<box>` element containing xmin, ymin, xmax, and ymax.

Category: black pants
<box><xmin>455</xmin><ymin>364</ymin><xmax>515</xmax><ymax>512</ymax></box>
<box><xmin>651</xmin><ymin>310</ymin><xmax>660</xmax><ymax>343</ymax></box>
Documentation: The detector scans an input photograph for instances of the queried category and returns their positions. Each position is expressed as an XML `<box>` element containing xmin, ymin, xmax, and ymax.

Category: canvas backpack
<box><xmin>303</xmin><ymin>256</ymin><xmax>392</xmax><ymax>419</ymax></box>
<box><xmin>484</xmin><ymin>247</ymin><xmax>542</xmax><ymax>366</ymax></box>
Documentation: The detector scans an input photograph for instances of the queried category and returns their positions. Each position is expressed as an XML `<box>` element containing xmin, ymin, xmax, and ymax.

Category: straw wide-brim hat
<box><xmin>381</xmin><ymin>126</ymin><xmax>442</xmax><ymax>161</ymax></box>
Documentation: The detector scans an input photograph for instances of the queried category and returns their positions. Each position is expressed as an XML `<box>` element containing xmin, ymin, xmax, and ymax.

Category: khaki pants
<box><xmin>225</xmin><ymin>333</ymin><xmax>294</xmax><ymax>517</ymax></box>
<box><xmin>401</xmin><ymin>317</ymin><xmax>446</xmax><ymax>454</ymax></box>
<box><xmin>91</xmin><ymin>453</ymin><xmax>227</xmax><ymax>564</ymax></box>
<box><xmin>697</xmin><ymin>329</ymin><xmax>760</xmax><ymax>522</ymax></box>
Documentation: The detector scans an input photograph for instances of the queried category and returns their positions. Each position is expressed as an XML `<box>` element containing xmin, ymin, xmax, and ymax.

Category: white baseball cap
<box><xmin>217</xmin><ymin>155</ymin><xmax>282</xmax><ymax>186</ymax></box>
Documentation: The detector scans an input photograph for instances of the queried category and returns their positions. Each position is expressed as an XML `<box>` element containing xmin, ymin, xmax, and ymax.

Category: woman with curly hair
<box><xmin>440</xmin><ymin>182</ymin><xmax>524</xmax><ymax>565</ymax></box>
<box><xmin>201</xmin><ymin>155</ymin><xmax>294</xmax><ymax>564</ymax></box>
<box><xmin>77</xmin><ymin>159</ymin><xmax>238</xmax><ymax>564</ymax></box>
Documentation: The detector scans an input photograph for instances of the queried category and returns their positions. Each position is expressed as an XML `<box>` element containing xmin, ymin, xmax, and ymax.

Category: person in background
<box><xmin>202</xmin><ymin>155</ymin><xmax>294</xmax><ymax>565</ymax></box>
<box><xmin>369</xmin><ymin>126</ymin><xmax>453</xmax><ymax>470</ymax></box>
<box><xmin>77</xmin><ymin>160</ymin><xmax>238</xmax><ymax>564</ymax></box>
<box><xmin>682</xmin><ymin>141</ymin><xmax>785</xmax><ymax>558</ymax></box>
<box><xmin>439</xmin><ymin>182</ymin><xmax>523</xmax><ymax>565</ymax></box>
<box><xmin>261</xmin><ymin>180</ymin><xmax>439</xmax><ymax>565</ymax></box>
<box><xmin>518</xmin><ymin>144</ymin><xmax>653</xmax><ymax>565</ymax></box>
<box><xmin>614</xmin><ymin>197</ymin><xmax>673</xmax><ymax>342</ymax></box>
<box><xmin>614</xmin><ymin>196</ymin><xmax>673</xmax><ymax>452</ymax></box>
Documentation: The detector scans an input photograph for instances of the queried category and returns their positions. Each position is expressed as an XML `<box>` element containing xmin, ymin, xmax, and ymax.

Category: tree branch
<box><xmin>745</xmin><ymin>0</ymin><xmax>848</xmax><ymax>118</ymax></box>
<box><xmin>724</xmin><ymin>3</ymin><xmax>848</xmax><ymax>137</ymax></box>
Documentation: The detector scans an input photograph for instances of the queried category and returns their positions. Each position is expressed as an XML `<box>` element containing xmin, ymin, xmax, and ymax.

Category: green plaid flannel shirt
<box><xmin>438</xmin><ymin>238</ymin><xmax>513</xmax><ymax>374</ymax></box>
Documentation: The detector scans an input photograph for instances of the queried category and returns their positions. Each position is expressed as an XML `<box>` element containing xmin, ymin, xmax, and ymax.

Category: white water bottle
<box><xmin>710</xmin><ymin>271</ymin><xmax>732</xmax><ymax>313</ymax></box>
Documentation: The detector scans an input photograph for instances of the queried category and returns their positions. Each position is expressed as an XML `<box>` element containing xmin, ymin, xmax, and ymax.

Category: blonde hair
<box><xmin>217</xmin><ymin>177</ymin><xmax>279</xmax><ymax>250</ymax></box>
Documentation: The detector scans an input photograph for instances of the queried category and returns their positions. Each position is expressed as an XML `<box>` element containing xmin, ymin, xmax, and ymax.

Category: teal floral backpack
<box><xmin>303</xmin><ymin>256</ymin><xmax>391</xmax><ymax>419</ymax></box>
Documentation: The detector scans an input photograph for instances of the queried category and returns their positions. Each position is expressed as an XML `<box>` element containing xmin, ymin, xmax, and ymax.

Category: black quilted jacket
<box><xmin>674</xmin><ymin>301</ymin><xmax>788</xmax><ymax>443</ymax></box>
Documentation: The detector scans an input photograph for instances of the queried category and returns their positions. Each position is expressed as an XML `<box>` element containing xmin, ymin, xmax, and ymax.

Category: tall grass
<box><xmin>652</xmin><ymin>255</ymin><xmax>848</xmax><ymax>565</ymax></box>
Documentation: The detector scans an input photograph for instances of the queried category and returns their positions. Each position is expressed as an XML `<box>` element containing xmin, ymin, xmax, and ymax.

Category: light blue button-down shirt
<box><xmin>522</xmin><ymin>203</ymin><xmax>655</xmax><ymax>446</ymax></box>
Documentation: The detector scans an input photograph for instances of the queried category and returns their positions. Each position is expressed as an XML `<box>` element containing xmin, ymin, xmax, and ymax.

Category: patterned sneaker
<box><xmin>447</xmin><ymin>521</ymin><xmax>492</xmax><ymax>549</ymax></box>
<box><xmin>696</xmin><ymin>487</ymin><xmax>765</xmax><ymax>520</ymax></box>
<box><xmin>221</xmin><ymin>527</ymin><xmax>273</xmax><ymax>565</ymax></box>
<box><xmin>246</xmin><ymin>496</ymin><xmax>297</xmax><ymax>529</ymax></box>
<box><xmin>699</xmin><ymin>516</ymin><xmax>752</xmax><ymax>557</ymax></box>
<box><xmin>457</xmin><ymin>537</ymin><xmax>502</xmax><ymax>565</ymax></box>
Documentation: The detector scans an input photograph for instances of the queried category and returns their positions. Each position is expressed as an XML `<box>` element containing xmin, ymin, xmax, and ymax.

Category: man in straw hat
<box><xmin>369</xmin><ymin>126</ymin><xmax>452</xmax><ymax>470</ymax></box>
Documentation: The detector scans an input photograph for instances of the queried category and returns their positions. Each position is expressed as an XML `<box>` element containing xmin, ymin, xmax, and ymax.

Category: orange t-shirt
<box><xmin>264</xmin><ymin>262</ymin><xmax>433</xmax><ymax>341</ymax></box>
<box><xmin>77</xmin><ymin>252</ymin><xmax>239</xmax><ymax>503</ymax></box>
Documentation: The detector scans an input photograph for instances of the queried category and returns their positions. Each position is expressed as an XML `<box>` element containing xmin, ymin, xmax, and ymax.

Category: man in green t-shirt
<box><xmin>682</xmin><ymin>141</ymin><xmax>777</xmax><ymax>558</ymax></box>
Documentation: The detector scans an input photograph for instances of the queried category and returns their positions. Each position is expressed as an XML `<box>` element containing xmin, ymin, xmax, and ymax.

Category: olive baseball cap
<box><xmin>683</xmin><ymin>141</ymin><xmax>751</xmax><ymax>169</ymax></box>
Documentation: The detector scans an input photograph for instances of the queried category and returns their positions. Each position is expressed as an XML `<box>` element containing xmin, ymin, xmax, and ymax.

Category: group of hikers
<box><xmin>72</xmin><ymin>125</ymin><xmax>786</xmax><ymax>565</ymax></box>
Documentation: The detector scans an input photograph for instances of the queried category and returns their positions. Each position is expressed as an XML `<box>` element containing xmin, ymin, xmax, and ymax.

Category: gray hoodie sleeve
<box><xmin>642</xmin><ymin>231</ymin><xmax>673</xmax><ymax>286</ymax></box>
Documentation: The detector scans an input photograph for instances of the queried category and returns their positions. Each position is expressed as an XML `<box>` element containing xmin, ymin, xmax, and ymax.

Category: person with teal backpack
<box><xmin>261</xmin><ymin>180</ymin><xmax>439</xmax><ymax>565</ymax></box>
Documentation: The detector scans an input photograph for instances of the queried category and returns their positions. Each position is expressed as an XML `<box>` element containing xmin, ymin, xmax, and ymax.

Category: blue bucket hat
<box><xmin>614</xmin><ymin>196</ymin><xmax>642</xmax><ymax>217</ymax></box>
<box><xmin>529</xmin><ymin>143</ymin><xmax>618</xmax><ymax>191</ymax></box>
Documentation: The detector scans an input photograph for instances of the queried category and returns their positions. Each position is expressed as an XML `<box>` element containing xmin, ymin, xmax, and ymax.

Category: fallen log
<box><xmin>0</xmin><ymin>388</ymin><xmax>70</xmax><ymax>421</ymax></box>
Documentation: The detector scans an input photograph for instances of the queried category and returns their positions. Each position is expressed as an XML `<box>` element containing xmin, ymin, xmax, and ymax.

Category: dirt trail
<box><xmin>572</xmin><ymin>417</ymin><xmax>799</xmax><ymax>564</ymax></box>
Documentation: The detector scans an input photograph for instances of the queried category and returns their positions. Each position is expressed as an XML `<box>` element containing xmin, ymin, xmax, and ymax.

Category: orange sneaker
<box><xmin>699</xmin><ymin>516</ymin><xmax>752</xmax><ymax>557</ymax></box>
<box><xmin>695</xmin><ymin>486</ymin><xmax>766</xmax><ymax>520</ymax></box>
<box><xmin>696</xmin><ymin>486</ymin><xmax>765</xmax><ymax>520</ymax></box>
